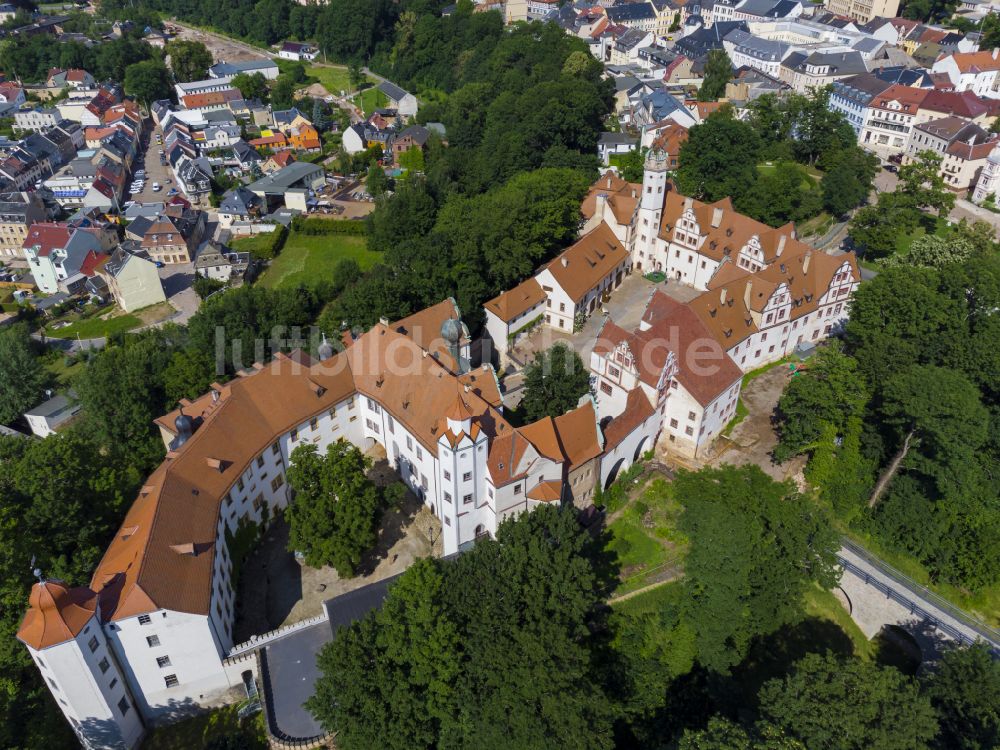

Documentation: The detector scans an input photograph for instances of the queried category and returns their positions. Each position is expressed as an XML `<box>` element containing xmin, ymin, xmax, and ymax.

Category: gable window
<box><xmin>98</xmin><ymin>657</ymin><xmax>110</xmax><ymax>674</ymax></box>
<box><xmin>164</xmin><ymin>674</ymin><xmax>179</xmax><ymax>688</ymax></box>
<box><xmin>463</xmin><ymin>494</ymin><xmax>473</xmax><ymax>505</ymax></box>
<box><xmin>146</xmin><ymin>635</ymin><xmax>160</xmax><ymax>648</ymax></box>
<box><xmin>514</xmin><ymin>484</ymin><xmax>522</xmax><ymax>495</ymax></box>
<box><xmin>138</xmin><ymin>614</ymin><xmax>152</xmax><ymax>625</ymax></box>
<box><xmin>156</xmin><ymin>656</ymin><xmax>172</xmax><ymax>668</ymax></box>
<box><xmin>87</xmin><ymin>636</ymin><xmax>99</xmax><ymax>653</ymax></box>
<box><xmin>117</xmin><ymin>697</ymin><xmax>130</xmax><ymax>716</ymax></box>
<box><xmin>443</xmin><ymin>470</ymin><xmax>451</xmax><ymax>481</ymax></box>
<box><xmin>463</xmin><ymin>472</ymin><xmax>471</xmax><ymax>482</ymax></box>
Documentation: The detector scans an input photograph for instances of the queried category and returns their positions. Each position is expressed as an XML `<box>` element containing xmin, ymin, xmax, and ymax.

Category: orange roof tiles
<box><xmin>948</xmin><ymin>49</ymin><xmax>1000</xmax><ymax>73</ymax></box>
<box><xmin>390</xmin><ymin>299</ymin><xmax>467</xmax><ymax>372</ymax></box>
<box><xmin>17</xmin><ymin>581</ymin><xmax>97</xmax><ymax>651</ymax></box>
<box><xmin>581</xmin><ymin>171</ymin><xmax>641</xmax><ymax>225</ymax></box>
<box><xmin>527</xmin><ymin>479</ymin><xmax>562</xmax><ymax>502</ymax></box>
<box><xmin>542</xmin><ymin>222</ymin><xmax>628</xmax><ymax>303</ymax></box>
<box><xmin>484</xmin><ymin>277</ymin><xmax>546</xmax><ymax>324</ymax></box>
<box><xmin>603</xmin><ymin>389</ymin><xmax>656</xmax><ymax>449</ymax></box>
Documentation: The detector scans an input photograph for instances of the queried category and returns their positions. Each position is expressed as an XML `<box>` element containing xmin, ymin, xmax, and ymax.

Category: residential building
<box><xmin>217</xmin><ymin>187</ymin><xmax>263</xmax><ymax>228</ymax></box>
<box><xmin>932</xmin><ymin>49</ymin><xmax>1000</xmax><ymax>98</ymax></box>
<box><xmin>23</xmin><ymin>392</ymin><xmax>81</xmax><ymax>437</ymax></box>
<box><xmin>859</xmin><ymin>83</ymin><xmax>927</xmax><ymax>153</ymax></box>
<box><xmin>828</xmin><ymin>73</ymin><xmax>893</xmax><ymax>135</ymax></box>
<box><xmin>825</xmin><ymin>0</ymin><xmax>899</xmax><ymax>23</ymax></box>
<box><xmin>125</xmin><ymin>206</ymin><xmax>207</xmax><ymax>265</ymax></box>
<box><xmin>904</xmin><ymin>115</ymin><xmax>999</xmax><ymax>192</ymax></box>
<box><xmin>606</xmin><ymin>2</ymin><xmax>658</xmax><ymax>33</ymax></box>
<box><xmin>0</xmin><ymin>82</ymin><xmax>25</xmax><ymax>107</ymax></box>
<box><xmin>789</xmin><ymin>50</ymin><xmax>868</xmax><ymax>92</ymax></box>
<box><xmin>174</xmin><ymin>76</ymin><xmax>235</xmax><ymax>101</ymax></box>
<box><xmin>14</xmin><ymin>108</ymin><xmax>59</xmax><ymax>132</ymax></box>
<box><xmin>194</xmin><ymin>241</ymin><xmax>251</xmax><ymax>283</ymax></box>
<box><xmin>21</xmin><ymin>223</ymin><xmax>104</xmax><ymax>293</ymax></box>
<box><xmin>972</xmin><ymin>141</ymin><xmax>1000</xmax><ymax>202</ymax></box>
<box><xmin>0</xmin><ymin>191</ymin><xmax>47</xmax><ymax>258</ymax></box>
<box><xmin>598</xmin><ymin>132</ymin><xmax>639</xmax><ymax>164</ymax></box>
<box><xmin>278</xmin><ymin>42</ymin><xmax>318</xmax><ymax>61</ymax></box>
<box><xmin>98</xmin><ymin>246</ymin><xmax>167</xmax><ymax>313</ymax></box>
<box><xmin>46</xmin><ymin>68</ymin><xmax>96</xmax><ymax>90</ymax></box>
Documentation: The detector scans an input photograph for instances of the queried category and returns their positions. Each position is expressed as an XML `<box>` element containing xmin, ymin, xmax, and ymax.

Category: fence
<box><xmin>838</xmin><ymin>538</ymin><xmax>1000</xmax><ymax>656</ymax></box>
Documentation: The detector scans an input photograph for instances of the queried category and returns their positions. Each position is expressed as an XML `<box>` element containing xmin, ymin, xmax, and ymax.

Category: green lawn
<box><xmin>353</xmin><ymin>86</ymin><xmax>388</xmax><ymax>115</ymax></box>
<box><xmin>42</xmin><ymin>350</ymin><xmax>85</xmax><ymax>387</ymax></box>
<box><xmin>306</xmin><ymin>65</ymin><xmax>375</xmax><ymax>97</ymax></box>
<box><xmin>141</xmin><ymin>704</ymin><xmax>266</xmax><ymax>750</ymax></box>
<box><xmin>606</xmin><ymin>477</ymin><xmax>687</xmax><ymax>595</ymax></box>
<box><xmin>894</xmin><ymin>215</ymin><xmax>948</xmax><ymax>255</ymax></box>
<box><xmin>43</xmin><ymin>313</ymin><xmax>141</xmax><ymax>339</ymax></box>
<box><xmin>256</xmin><ymin>232</ymin><xmax>380</xmax><ymax>290</ymax></box>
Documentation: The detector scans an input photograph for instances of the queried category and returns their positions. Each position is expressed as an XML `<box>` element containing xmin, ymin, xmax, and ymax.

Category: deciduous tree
<box><xmin>676</xmin><ymin>465</ymin><xmax>839</xmax><ymax>673</ymax></box>
<box><xmin>285</xmin><ymin>441</ymin><xmax>383</xmax><ymax>576</ymax></box>
<box><xmin>166</xmin><ymin>40</ymin><xmax>213</xmax><ymax>83</ymax></box>
<box><xmin>922</xmin><ymin>643</ymin><xmax>1000</xmax><ymax>750</ymax></box>
<box><xmin>0</xmin><ymin>323</ymin><xmax>47</xmax><ymax>426</ymax></box>
<box><xmin>520</xmin><ymin>343</ymin><xmax>591</xmax><ymax>422</ymax></box>
<box><xmin>759</xmin><ymin>652</ymin><xmax>939</xmax><ymax>750</ymax></box>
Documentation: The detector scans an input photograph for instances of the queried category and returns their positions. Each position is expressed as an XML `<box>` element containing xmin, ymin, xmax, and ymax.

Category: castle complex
<box><xmin>17</xmin><ymin>149</ymin><xmax>860</xmax><ymax>749</ymax></box>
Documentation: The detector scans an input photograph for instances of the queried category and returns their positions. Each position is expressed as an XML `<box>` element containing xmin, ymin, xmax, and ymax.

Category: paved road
<box><xmin>837</xmin><ymin>541</ymin><xmax>1000</xmax><ymax>655</ymax></box>
<box><xmin>31</xmin><ymin>332</ymin><xmax>106</xmax><ymax>352</ymax></box>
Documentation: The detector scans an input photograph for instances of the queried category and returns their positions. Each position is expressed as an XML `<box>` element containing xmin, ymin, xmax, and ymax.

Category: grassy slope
<box><xmin>256</xmin><ymin>233</ymin><xmax>380</xmax><ymax>290</ymax></box>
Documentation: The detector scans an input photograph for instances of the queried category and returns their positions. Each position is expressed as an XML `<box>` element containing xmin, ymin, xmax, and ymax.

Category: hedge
<box><xmin>290</xmin><ymin>216</ymin><xmax>367</xmax><ymax>236</ymax></box>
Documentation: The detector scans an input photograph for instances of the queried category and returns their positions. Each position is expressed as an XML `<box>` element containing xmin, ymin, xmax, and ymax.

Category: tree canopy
<box><xmin>285</xmin><ymin>441</ymin><xmax>384</xmax><ymax>576</ymax></box>
<box><xmin>0</xmin><ymin>323</ymin><xmax>47</xmax><ymax>426</ymax></box>
<box><xmin>165</xmin><ymin>40</ymin><xmax>213</xmax><ymax>83</ymax></box>
<box><xmin>519</xmin><ymin>343</ymin><xmax>592</xmax><ymax>423</ymax></box>
<box><xmin>307</xmin><ymin>505</ymin><xmax>617</xmax><ymax>750</ymax></box>
<box><xmin>675</xmin><ymin>465</ymin><xmax>839</xmax><ymax>673</ymax></box>
<box><xmin>759</xmin><ymin>652</ymin><xmax>939</xmax><ymax>750</ymax></box>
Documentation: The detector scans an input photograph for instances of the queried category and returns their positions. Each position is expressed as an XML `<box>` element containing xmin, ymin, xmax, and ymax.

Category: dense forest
<box><xmin>775</xmin><ymin>240</ymin><xmax>1000</xmax><ymax>594</ymax></box>
<box><xmin>306</xmin><ymin>473</ymin><xmax>1000</xmax><ymax>750</ymax></box>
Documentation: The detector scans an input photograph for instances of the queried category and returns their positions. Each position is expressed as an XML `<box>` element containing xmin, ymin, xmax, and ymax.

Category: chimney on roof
<box><xmin>743</xmin><ymin>280</ymin><xmax>752</xmax><ymax>310</ymax></box>
<box><xmin>379</xmin><ymin>316</ymin><xmax>389</xmax><ymax>326</ymax></box>
<box><xmin>803</xmin><ymin>250</ymin><xmax>812</xmax><ymax>275</ymax></box>
<box><xmin>777</xmin><ymin>234</ymin><xmax>786</xmax><ymax>256</ymax></box>
<box><xmin>561</xmin><ymin>257</ymin><xmax>569</xmax><ymax>267</ymax></box>
<box><xmin>684</xmin><ymin>196</ymin><xmax>693</xmax><ymax>211</ymax></box>
<box><xmin>711</xmin><ymin>206</ymin><xmax>723</xmax><ymax>227</ymax></box>
<box><xmin>994</xmin><ymin>47</ymin><xmax>999</xmax><ymax>59</ymax></box>
<box><xmin>719</xmin><ymin>287</ymin><xmax>727</xmax><ymax>305</ymax></box>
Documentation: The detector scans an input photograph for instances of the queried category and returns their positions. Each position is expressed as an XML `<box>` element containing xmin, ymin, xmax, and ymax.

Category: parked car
<box><xmin>152</xmin><ymin>183</ymin><xmax>161</xmax><ymax>192</ymax></box>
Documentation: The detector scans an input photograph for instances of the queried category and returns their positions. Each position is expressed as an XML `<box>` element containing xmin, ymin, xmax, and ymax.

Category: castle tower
<box><xmin>641</xmin><ymin>147</ymin><xmax>669</xmax><ymax>212</ymax></box>
<box><xmin>633</xmin><ymin>147</ymin><xmax>670</xmax><ymax>271</ymax></box>
<box><xmin>437</xmin><ymin>390</ymin><xmax>489</xmax><ymax>555</ymax></box>
<box><xmin>18</xmin><ymin>580</ymin><xmax>145</xmax><ymax>749</ymax></box>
